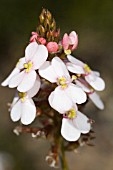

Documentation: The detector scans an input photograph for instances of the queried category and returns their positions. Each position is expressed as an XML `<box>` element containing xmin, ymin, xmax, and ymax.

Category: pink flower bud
<box><xmin>46</xmin><ymin>42</ymin><xmax>59</xmax><ymax>53</ymax></box>
<box><xmin>62</xmin><ymin>31</ymin><xmax>78</xmax><ymax>52</ymax></box>
<box><xmin>38</xmin><ymin>37</ymin><xmax>46</xmax><ymax>45</ymax></box>
<box><xmin>30</xmin><ymin>32</ymin><xmax>38</xmax><ymax>42</ymax></box>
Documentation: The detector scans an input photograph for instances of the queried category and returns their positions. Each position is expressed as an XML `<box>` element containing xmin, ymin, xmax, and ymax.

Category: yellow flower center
<box><xmin>24</xmin><ymin>61</ymin><xmax>33</xmax><ymax>73</ymax></box>
<box><xmin>18</xmin><ymin>92</ymin><xmax>27</xmax><ymax>102</ymax></box>
<box><xmin>64</xmin><ymin>49</ymin><xmax>71</xmax><ymax>55</ymax></box>
<box><xmin>84</xmin><ymin>64</ymin><xmax>91</xmax><ymax>73</ymax></box>
<box><xmin>66</xmin><ymin>108</ymin><xmax>76</xmax><ymax>119</ymax></box>
<box><xmin>58</xmin><ymin>77</ymin><xmax>68</xmax><ymax>89</ymax></box>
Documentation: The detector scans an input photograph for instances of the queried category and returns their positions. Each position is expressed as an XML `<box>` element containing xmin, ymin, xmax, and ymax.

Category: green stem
<box><xmin>60</xmin><ymin>138</ymin><xmax>69</xmax><ymax>170</ymax></box>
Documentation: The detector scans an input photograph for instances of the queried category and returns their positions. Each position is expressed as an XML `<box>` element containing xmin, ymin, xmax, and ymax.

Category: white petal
<box><xmin>89</xmin><ymin>92</ymin><xmax>104</xmax><ymax>110</ymax></box>
<box><xmin>17</xmin><ymin>70</ymin><xmax>36</xmax><ymax>92</ymax></box>
<box><xmin>93</xmin><ymin>71</ymin><xmax>100</xmax><ymax>76</ymax></box>
<box><xmin>9</xmin><ymin>71</ymin><xmax>25</xmax><ymax>88</ymax></box>
<box><xmin>21</xmin><ymin>98</ymin><xmax>36</xmax><ymax>125</ymax></box>
<box><xmin>25</xmin><ymin>42</ymin><xmax>39</xmax><ymax>62</ymax></box>
<box><xmin>52</xmin><ymin>57</ymin><xmax>70</xmax><ymax>78</ymax></box>
<box><xmin>10</xmin><ymin>99</ymin><xmax>22</xmax><ymax>122</ymax></box>
<box><xmin>27</xmin><ymin>75</ymin><xmax>41</xmax><ymax>98</ymax></box>
<box><xmin>75</xmin><ymin>80</ymin><xmax>91</xmax><ymax>93</ymax></box>
<box><xmin>17</xmin><ymin>57</ymin><xmax>26</xmax><ymax>69</ymax></box>
<box><xmin>85</xmin><ymin>74</ymin><xmax>105</xmax><ymax>91</ymax></box>
<box><xmin>48</xmin><ymin>87</ymin><xmax>73</xmax><ymax>113</ymax></box>
<box><xmin>65</xmin><ymin>83</ymin><xmax>87</xmax><ymax>104</ymax></box>
<box><xmin>39</xmin><ymin>61</ymin><xmax>57</xmax><ymax>83</ymax></box>
<box><xmin>1</xmin><ymin>67</ymin><xmax>20</xmax><ymax>86</ymax></box>
<box><xmin>61</xmin><ymin>118</ymin><xmax>81</xmax><ymax>142</ymax></box>
<box><xmin>32</xmin><ymin>45</ymin><xmax>48</xmax><ymax>69</ymax></box>
<box><xmin>66</xmin><ymin>62</ymin><xmax>85</xmax><ymax>74</ymax></box>
<box><xmin>67</xmin><ymin>55</ymin><xmax>84</xmax><ymax>67</ymax></box>
<box><xmin>73</xmin><ymin>111</ymin><xmax>91</xmax><ymax>134</ymax></box>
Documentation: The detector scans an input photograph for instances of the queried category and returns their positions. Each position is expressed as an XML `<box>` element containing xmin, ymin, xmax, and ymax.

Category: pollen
<box><xmin>72</xmin><ymin>75</ymin><xmax>77</xmax><ymax>81</ymax></box>
<box><xmin>24</xmin><ymin>61</ymin><xmax>33</xmax><ymax>73</ymax></box>
<box><xmin>64</xmin><ymin>49</ymin><xmax>71</xmax><ymax>55</ymax></box>
<box><xmin>84</xmin><ymin>64</ymin><xmax>91</xmax><ymax>73</ymax></box>
<box><xmin>58</xmin><ymin>77</ymin><xmax>68</xmax><ymax>89</ymax></box>
<box><xmin>67</xmin><ymin>108</ymin><xmax>76</xmax><ymax>119</ymax></box>
<box><xmin>18</xmin><ymin>92</ymin><xmax>27</xmax><ymax>102</ymax></box>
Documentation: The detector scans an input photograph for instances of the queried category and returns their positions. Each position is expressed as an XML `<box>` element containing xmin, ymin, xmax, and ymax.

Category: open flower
<box><xmin>3</xmin><ymin>42</ymin><xmax>48</xmax><ymax>92</ymax></box>
<box><xmin>62</xmin><ymin>31</ymin><xmax>78</xmax><ymax>55</ymax></box>
<box><xmin>30</xmin><ymin>32</ymin><xmax>39</xmax><ymax>42</ymax></box>
<box><xmin>39</xmin><ymin>57</ymin><xmax>86</xmax><ymax>113</ymax></box>
<box><xmin>61</xmin><ymin>104</ymin><xmax>91</xmax><ymax>141</ymax></box>
<box><xmin>10</xmin><ymin>75</ymin><xmax>40</xmax><ymax>125</ymax></box>
<box><xmin>75</xmin><ymin>79</ymin><xmax>104</xmax><ymax>110</ymax></box>
<box><xmin>67</xmin><ymin>54</ymin><xmax>105</xmax><ymax>91</ymax></box>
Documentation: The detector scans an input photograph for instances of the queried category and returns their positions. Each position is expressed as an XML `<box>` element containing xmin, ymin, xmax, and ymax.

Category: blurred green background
<box><xmin>0</xmin><ymin>0</ymin><xmax>113</xmax><ymax>170</ymax></box>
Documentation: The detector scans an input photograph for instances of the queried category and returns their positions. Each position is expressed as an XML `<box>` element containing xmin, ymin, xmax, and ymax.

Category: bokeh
<box><xmin>0</xmin><ymin>0</ymin><xmax>113</xmax><ymax>170</ymax></box>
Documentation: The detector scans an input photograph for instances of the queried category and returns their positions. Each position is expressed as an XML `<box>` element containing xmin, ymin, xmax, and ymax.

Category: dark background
<box><xmin>0</xmin><ymin>0</ymin><xmax>113</xmax><ymax>170</ymax></box>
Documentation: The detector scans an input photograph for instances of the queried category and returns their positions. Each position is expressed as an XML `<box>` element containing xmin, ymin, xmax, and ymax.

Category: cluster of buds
<box><xmin>1</xmin><ymin>9</ymin><xmax>105</xmax><ymax>169</ymax></box>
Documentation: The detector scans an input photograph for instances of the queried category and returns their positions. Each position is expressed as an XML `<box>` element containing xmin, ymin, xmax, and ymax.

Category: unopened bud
<box><xmin>47</xmin><ymin>10</ymin><xmax>52</xmax><ymax>21</ymax></box>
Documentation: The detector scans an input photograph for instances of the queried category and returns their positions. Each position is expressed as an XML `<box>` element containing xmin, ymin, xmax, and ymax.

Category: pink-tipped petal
<box><xmin>1</xmin><ymin>67</ymin><xmax>20</xmax><ymax>86</ymax></box>
<box><xmin>27</xmin><ymin>75</ymin><xmax>41</xmax><ymax>98</ymax></box>
<box><xmin>32</xmin><ymin>45</ymin><xmax>48</xmax><ymax>70</ymax></box>
<box><xmin>39</xmin><ymin>61</ymin><xmax>57</xmax><ymax>83</ymax></box>
<box><xmin>62</xmin><ymin>33</ymin><xmax>69</xmax><ymax>50</ymax></box>
<box><xmin>73</xmin><ymin>111</ymin><xmax>91</xmax><ymax>134</ymax></box>
<box><xmin>89</xmin><ymin>92</ymin><xmax>104</xmax><ymax>110</ymax></box>
<box><xmin>25</xmin><ymin>42</ymin><xmax>39</xmax><ymax>62</ymax></box>
<box><xmin>9</xmin><ymin>71</ymin><xmax>25</xmax><ymax>88</ymax></box>
<box><xmin>10</xmin><ymin>99</ymin><xmax>22</xmax><ymax>122</ymax></box>
<box><xmin>49</xmin><ymin>87</ymin><xmax>73</xmax><ymax>113</ymax></box>
<box><xmin>21</xmin><ymin>99</ymin><xmax>36</xmax><ymax>125</ymax></box>
<box><xmin>65</xmin><ymin>83</ymin><xmax>87</xmax><ymax>104</ymax></box>
<box><xmin>17</xmin><ymin>70</ymin><xmax>36</xmax><ymax>92</ymax></box>
<box><xmin>52</xmin><ymin>57</ymin><xmax>70</xmax><ymax>78</ymax></box>
<box><xmin>61</xmin><ymin>118</ymin><xmax>81</xmax><ymax>142</ymax></box>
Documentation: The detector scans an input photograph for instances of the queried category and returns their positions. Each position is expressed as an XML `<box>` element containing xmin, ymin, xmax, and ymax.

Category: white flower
<box><xmin>2</xmin><ymin>42</ymin><xmax>48</xmax><ymax>92</ymax></box>
<box><xmin>75</xmin><ymin>79</ymin><xmax>104</xmax><ymax>110</ymax></box>
<box><xmin>10</xmin><ymin>75</ymin><xmax>40</xmax><ymax>125</ymax></box>
<box><xmin>67</xmin><ymin>54</ymin><xmax>105</xmax><ymax>91</ymax></box>
<box><xmin>61</xmin><ymin>105</ymin><xmax>91</xmax><ymax>141</ymax></box>
<box><xmin>39</xmin><ymin>57</ymin><xmax>86</xmax><ymax>113</ymax></box>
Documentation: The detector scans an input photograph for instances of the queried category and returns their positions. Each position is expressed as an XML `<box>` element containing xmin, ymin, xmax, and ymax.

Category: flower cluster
<box><xmin>1</xmin><ymin>9</ymin><xmax>105</xmax><ymax>145</ymax></box>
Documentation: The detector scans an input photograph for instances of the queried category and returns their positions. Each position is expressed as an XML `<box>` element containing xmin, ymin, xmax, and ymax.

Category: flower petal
<box><xmin>25</xmin><ymin>42</ymin><xmax>39</xmax><ymax>62</ymax></box>
<box><xmin>32</xmin><ymin>45</ymin><xmax>48</xmax><ymax>70</ymax></box>
<box><xmin>75</xmin><ymin>80</ymin><xmax>91</xmax><ymax>93</ymax></box>
<box><xmin>66</xmin><ymin>62</ymin><xmax>85</xmax><ymax>74</ymax></box>
<box><xmin>9</xmin><ymin>71</ymin><xmax>25</xmax><ymax>88</ymax></box>
<box><xmin>17</xmin><ymin>57</ymin><xmax>26</xmax><ymax>69</ymax></box>
<box><xmin>17</xmin><ymin>70</ymin><xmax>36</xmax><ymax>92</ymax></box>
<box><xmin>89</xmin><ymin>92</ymin><xmax>104</xmax><ymax>110</ymax></box>
<box><xmin>73</xmin><ymin>111</ymin><xmax>91</xmax><ymax>134</ymax></box>
<box><xmin>1</xmin><ymin>67</ymin><xmax>20</xmax><ymax>86</ymax></box>
<box><xmin>48</xmin><ymin>86</ymin><xmax>73</xmax><ymax>113</ymax></box>
<box><xmin>52</xmin><ymin>57</ymin><xmax>70</xmax><ymax>78</ymax></box>
<box><xmin>21</xmin><ymin>98</ymin><xmax>36</xmax><ymax>125</ymax></box>
<box><xmin>27</xmin><ymin>75</ymin><xmax>41</xmax><ymax>98</ymax></box>
<box><xmin>61</xmin><ymin>118</ymin><xmax>81</xmax><ymax>142</ymax></box>
<box><xmin>67</xmin><ymin>55</ymin><xmax>84</xmax><ymax>67</ymax></box>
<box><xmin>65</xmin><ymin>83</ymin><xmax>87</xmax><ymax>104</ymax></box>
<box><xmin>85</xmin><ymin>74</ymin><xmax>105</xmax><ymax>91</ymax></box>
<box><xmin>10</xmin><ymin>99</ymin><xmax>22</xmax><ymax>122</ymax></box>
<box><xmin>39</xmin><ymin>61</ymin><xmax>57</xmax><ymax>83</ymax></box>
<box><xmin>62</xmin><ymin>33</ymin><xmax>69</xmax><ymax>50</ymax></box>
